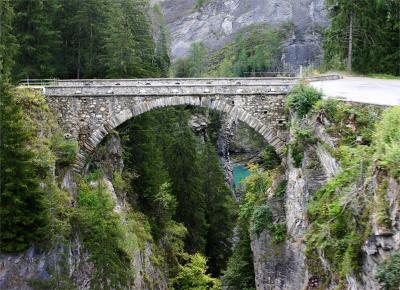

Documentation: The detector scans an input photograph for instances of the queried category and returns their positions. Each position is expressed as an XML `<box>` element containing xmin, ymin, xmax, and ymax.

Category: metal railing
<box><xmin>243</xmin><ymin>72</ymin><xmax>297</xmax><ymax>77</ymax></box>
<box><xmin>18</xmin><ymin>79</ymin><xmax>59</xmax><ymax>86</ymax></box>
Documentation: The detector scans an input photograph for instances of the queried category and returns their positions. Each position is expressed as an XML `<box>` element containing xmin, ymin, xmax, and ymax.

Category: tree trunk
<box><xmin>347</xmin><ymin>11</ymin><xmax>353</xmax><ymax>72</ymax></box>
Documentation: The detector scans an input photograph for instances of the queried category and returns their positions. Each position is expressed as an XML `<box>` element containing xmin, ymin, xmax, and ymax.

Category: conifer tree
<box><xmin>324</xmin><ymin>0</ymin><xmax>400</xmax><ymax>75</ymax></box>
<box><xmin>201</xmin><ymin>142</ymin><xmax>237</xmax><ymax>276</ymax></box>
<box><xmin>58</xmin><ymin>0</ymin><xmax>109</xmax><ymax>78</ymax></box>
<box><xmin>164</xmin><ymin>110</ymin><xmax>208</xmax><ymax>253</ymax></box>
<box><xmin>11</xmin><ymin>0</ymin><xmax>61</xmax><ymax>79</ymax></box>
<box><xmin>187</xmin><ymin>42</ymin><xmax>208</xmax><ymax>77</ymax></box>
<box><xmin>102</xmin><ymin>1</ymin><xmax>140</xmax><ymax>78</ymax></box>
<box><xmin>0</xmin><ymin>0</ymin><xmax>18</xmax><ymax>81</ymax></box>
<box><xmin>0</xmin><ymin>84</ymin><xmax>45</xmax><ymax>252</ymax></box>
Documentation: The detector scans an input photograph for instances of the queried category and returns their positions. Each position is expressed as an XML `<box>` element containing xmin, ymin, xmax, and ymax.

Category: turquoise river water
<box><xmin>233</xmin><ymin>164</ymin><xmax>250</xmax><ymax>189</ymax></box>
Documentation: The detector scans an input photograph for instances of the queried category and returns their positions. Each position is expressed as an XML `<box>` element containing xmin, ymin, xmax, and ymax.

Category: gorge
<box><xmin>1</xmin><ymin>0</ymin><xmax>399</xmax><ymax>289</ymax></box>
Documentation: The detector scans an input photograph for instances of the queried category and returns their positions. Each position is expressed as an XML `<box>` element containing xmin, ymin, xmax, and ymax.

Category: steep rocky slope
<box><xmin>152</xmin><ymin>0</ymin><xmax>329</xmax><ymax>70</ymax></box>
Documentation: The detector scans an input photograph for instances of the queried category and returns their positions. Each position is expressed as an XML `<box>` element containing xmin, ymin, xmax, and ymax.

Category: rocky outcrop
<box><xmin>152</xmin><ymin>0</ymin><xmax>329</xmax><ymax>70</ymax></box>
<box><xmin>0</xmin><ymin>134</ymin><xmax>168</xmax><ymax>290</ymax></box>
<box><xmin>250</xmin><ymin>113</ymin><xmax>331</xmax><ymax>290</ymax></box>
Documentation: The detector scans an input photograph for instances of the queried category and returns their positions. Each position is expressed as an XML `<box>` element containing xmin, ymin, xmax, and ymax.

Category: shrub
<box><xmin>251</xmin><ymin>204</ymin><xmax>273</xmax><ymax>235</ymax></box>
<box><xmin>374</xmin><ymin>106</ymin><xmax>400</xmax><ymax>180</ymax></box>
<box><xmin>286</xmin><ymin>84</ymin><xmax>322</xmax><ymax>118</ymax></box>
<box><xmin>74</xmin><ymin>179</ymin><xmax>134</xmax><ymax>289</ymax></box>
<box><xmin>376</xmin><ymin>251</ymin><xmax>400</xmax><ymax>290</ymax></box>
<box><xmin>290</xmin><ymin>140</ymin><xmax>303</xmax><ymax>168</ymax></box>
<box><xmin>305</xmin><ymin>145</ymin><xmax>373</xmax><ymax>282</ymax></box>
<box><xmin>57</xmin><ymin>139</ymin><xmax>79</xmax><ymax>166</ymax></box>
<box><xmin>52</xmin><ymin>132</ymin><xmax>79</xmax><ymax>167</ymax></box>
<box><xmin>314</xmin><ymin>99</ymin><xmax>382</xmax><ymax>146</ymax></box>
<box><xmin>274</xmin><ymin>180</ymin><xmax>288</xmax><ymax>197</ymax></box>
<box><xmin>171</xmin><ymin>253</ymin><xmax>221</xmax><ymax>290</ymax></box>
<box><xmin>262</xmin><ymin>145</ymin><xmax>281</xmax><ymax>170</ymax></box>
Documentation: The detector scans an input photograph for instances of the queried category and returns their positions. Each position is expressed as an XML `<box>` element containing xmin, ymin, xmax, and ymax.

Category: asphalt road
<box><xmin>310</xmin><ymin>76</ymin><xmax>400</xmax><ymax>106</ymax></box>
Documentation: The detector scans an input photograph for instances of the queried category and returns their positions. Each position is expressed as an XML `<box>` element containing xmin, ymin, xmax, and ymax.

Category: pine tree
<box><xmin>155</xmin><ymin>25</ymin><xmax>171</xmax><ymax>77</ymax></box>
<box><xmin>102</xmin><ymin>1</ymin><xmax>140</xmax><ymax>78</ymax></box>
<box><xmin>0</xmin><ymin>84</ymin><xmax>45</xmax><ymax>252</ymax></box>
<box><xmin>324</xmin><ymin>0</ymin><xmax>400</xmax><ymax>75</ymax></box>
<box><xmin>120</xmin><ymin>112</ymin><xmax>169</xmax><ymax>213</ymax></box>
<box><xmin>164</xmin><ymin>110</ymin><xmax>208</xmax><ymax>253</ymax></box>
<box><xmin>201</xmin><ymin>142</ymin><xmax>237</xmax><ymax>276</ymax></box>
<box><xmin>11</xmin><ymin>0</ymin><xmax>61</xmax><ymax>80</ymax></box>
<box><xmin>58</xmin><ymin>0</ymin><xmax>109</xmax><ymax>78</ymax></box>
<box><xmin>187</xmin><ymin>42</ymin><xmax>208</xmax><ymax>77</ymax></box>
<box><xmin>124</xmin><ymin>0</ymin><xmax>159</xmax><ymax>77</ymax></box>
<box><xmin>0</xmin><ymin>0</ymin><xmax>18</xmax><ymax>81</ymax></box>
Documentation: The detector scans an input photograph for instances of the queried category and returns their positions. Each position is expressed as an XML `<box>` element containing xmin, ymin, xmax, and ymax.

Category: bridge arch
<box><xmin>75</xmin><ymin>96</ymin><xmax>286</xmax><ymax>172</ymax></box>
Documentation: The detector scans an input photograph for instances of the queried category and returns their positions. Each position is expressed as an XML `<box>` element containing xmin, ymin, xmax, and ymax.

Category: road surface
<box><xmin>310</xmin><ymin>76</ymin><xmax>400</xmax><ymax>106</ymax></box>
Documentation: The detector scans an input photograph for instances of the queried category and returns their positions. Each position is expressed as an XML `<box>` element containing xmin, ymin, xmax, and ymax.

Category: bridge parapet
<box><xmin>45</xmin><ymin>84</ymin><xmax>292</xmax><ymax>97</ymax></box>
<box><xmin>56</xmin><ymin>77</ymin><xmax>298</xmax><ymax>87</ymax></box>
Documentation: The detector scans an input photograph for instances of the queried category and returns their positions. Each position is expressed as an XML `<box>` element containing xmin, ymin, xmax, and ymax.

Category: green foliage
<box><xmin>194</xmin><ymin>0</ymin><xmax>211</xmax><ymax>11</ymax></box>
<box><xmin>250</xmin><ymin>204</ymin><xmax>272</xmax><ymax>235</ymax></box>
<box><xmin>174</xmin><ymin>58</ymin><xmax>190</xmax><ymax>77</ymax></box>
<box><xmin>74</xmin><ymin>179</ymin><xmax>135</xmax><ymax>289</ymax></box>
<box><xmin>324</xmin><ymin>0</ymin><xmax>400</xmax><ymax>75</ymax></box>
<box><xmin>376</xmin><ymin>251</ymin><xmax>400</xmax><ymax>290</ymax></box>
<box><xmin>11</xmin><ymin>0</ymin><xmax>61</xmax><ymax>79</ymax></box>
<box><xmin>0</xmin><ymin>84</ymin><xmax>46</xmax><ymax>252</ymax></box>
<box><xmin>172</xmin><ymin>253</ymin><xmax>221</xmax><ymax>290</ymax></box>
<box><xmin>0</xmin><ymin>0</ymin><xmax>18</xmax><ymax>80</ymax></box>
<box><xmin>224</xmin><ymin>194</ymin><xmax>257</xmax><ymax>289</ymax></box>
<box><xmin>119</xmin><ymin>107</ymin><xmax>237</xmax><ymax>276</ymax></box>
<box><xmin>209</xmin><ymin>24</ymin><xmax>290</xmax><ymax>77</ymax></box>
<box><xmin>200</xmin><ymin>142</ymin><xmax>237</xmax><ymax>276</ymax></box>
<box><xmin>374</xmin><ymin>106</ymin><xmax>400</xmax><ymax>180</ymax></box>
<box><xmin>161</xmin><ymin>221</ymin><xmax>188</xmax><ymax>276</ymax></box>
<box><xmin>305</xmin><ymin>145</ymin><xmax>373</xmax><ymax>283</ymax></box>
<box><xmin>175</xmin><ymin>42</ymin><xmax>208</xmax><ymax>77</ymax></box>
<box><xmin>375</xmin><ymin>179</ymin><xmax>391</xmax><ymax>228</ymax></box>
<box><xmin>250</xmin><ymin>201</ymin><xmax>286</xmax><ymax>242</ymax></box>
<box><xmin>286</xmin><ymin>84</ymin><xmax>322</xmax><ymax>118</ymax></box>
<box><xmin>290</xmin><ymin>140</ymin><xmax>303</xmax><ymax>168</ymax></box>
<box><xmin>274</xmin><ymin>180</ymin><xmax>288</xmax><ymax>197</ymax></box>
<box><xmin>223</xmin><ymin>217</ymin><xmax>255</xmax><ymax>290</ymax></box>
<box><xmin>289</xmin><ymin>126</ymin><xmax>318</xmax><ymax>168</ymax></box>
<box><xmin>224</xmin><ymin>165</ymin><xmax>285</xmax><ymax>289</ymax></box>
<box><xmin>8</xmin><ymin>0</ymin><xmax>167</xmax><ymax>80</ymax></box>
<box><xmin>261</xmin><ymin>145</ymin><xmax>281</xmax><ymax>170</ymax></box>
<box><xmin>112</xmin><ymin>171</ymin><xmax>128</xmax><ymax>193</ymax></box>
<box><xmin>41</xmin><ymin>181</ymin><xmax>73</xmax><ymax>247</ymax></box>
<box><xmin>314</xmin><ymin>99</ymin><xmax>382</xmax><ymax>146</ymax></box>
<box><xmin>242</xmin><ymin>165</ymin><xmax>272</xmax><ymax>198</ymax></box>
<box><xmin>52</xmin><ymin>134</ymin><xmax>79</xmax><ymax>167</ymax></box>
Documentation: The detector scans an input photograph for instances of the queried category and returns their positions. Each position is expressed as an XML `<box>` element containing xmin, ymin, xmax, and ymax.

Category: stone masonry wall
<box><xmin>44</xmin><ymin>80</ymin><xmax>293</xmax><ymax>171</ymax></box>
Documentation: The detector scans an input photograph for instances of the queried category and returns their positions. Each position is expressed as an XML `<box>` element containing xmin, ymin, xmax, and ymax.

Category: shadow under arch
<box><xmin>75</xmin><ymin>96</ymin><xmax>286</xmax><ymax>172</ymax></box>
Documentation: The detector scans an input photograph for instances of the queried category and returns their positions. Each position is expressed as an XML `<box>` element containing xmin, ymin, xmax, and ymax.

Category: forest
<box><xmin>0</xmin><ymin>0</ymin><xmax>399</xmax><ymax>289</ymax></box>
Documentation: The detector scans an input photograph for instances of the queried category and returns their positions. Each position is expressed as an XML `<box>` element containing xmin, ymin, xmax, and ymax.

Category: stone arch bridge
<box><xmin>43</xmin><ymin>78</ymin><xmax>300</xmax><ymax>172</ymax></box>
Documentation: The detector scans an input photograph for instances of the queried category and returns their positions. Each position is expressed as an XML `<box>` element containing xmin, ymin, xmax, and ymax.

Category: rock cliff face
<box><xmin>152</xmin><ymin>0</ymin><xmax>329</xmax><ymax>70</ymax></box>
<box><xmin>0</xmin><ymin>135</ymin><xmax>167</xmax><ymax>290</ymax></box>
<box><xmin>250</xmin><ymin>109</ymin><xmax>400</xmax><ymax>290</ymax></box>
